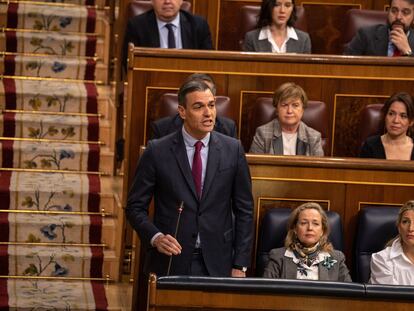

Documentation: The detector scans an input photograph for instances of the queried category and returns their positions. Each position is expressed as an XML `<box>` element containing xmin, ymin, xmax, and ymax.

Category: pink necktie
<box><xmin>192</xmin><ymin>141</ymin><xmax>203</xmax><ymax>198</ymax></box>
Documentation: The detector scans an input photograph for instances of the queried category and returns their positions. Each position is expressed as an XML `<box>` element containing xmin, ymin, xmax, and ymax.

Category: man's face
<box><xmin>388</xmin><ymin>0</ymin><xmax>414</xmax><ymax>32</ymax></box>
<box><xmin>178</xmin><ymin>89</ymin><xmax>216</xmax><ymax>140</ymax></box>
<box><xmin>152</xmin><ymin>0</ymin><xmax>183</xmax><ymax>22</ymax></box>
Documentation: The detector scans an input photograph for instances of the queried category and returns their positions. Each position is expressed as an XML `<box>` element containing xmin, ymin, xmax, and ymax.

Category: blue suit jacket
<box><xmin>126</xmin><ymin>131</ymin><xmax>254</xmax><ymax>276</ymax></box>
<box><xmin>123</xmin><ymin>9</ymin><xmax>213</xmax><ymax>68</ymax></box>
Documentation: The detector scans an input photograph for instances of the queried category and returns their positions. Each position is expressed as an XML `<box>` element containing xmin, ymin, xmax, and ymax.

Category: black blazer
<box><xmin>151</xmin><ymin>114</ymin><xmax>237</xmax><ymax>139</ymax></box>
<box><xmin>123</xmin><ymin>9</ymin><xmax>213</xmax><ymax>68</ymax></box>
<box><xmin>126</xmin><ymin>131</ymin><xmax>254</xmax><ymax>277</ymax></box>
<box><xmin>360</xmin><ymin>135</ymin><xmax>414</xmax><ymax>159</ymax></box>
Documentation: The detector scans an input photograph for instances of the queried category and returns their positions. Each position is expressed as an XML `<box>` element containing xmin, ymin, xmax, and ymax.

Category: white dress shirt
<box><xmin>370</xmin><ymin>238</ymin><xmax>414</xmax><ymax>285</ymax></box>
<box><xmin>258</xmin><ymin>26</ymin><xmax>299</xmax><ymax>53</ymax></box>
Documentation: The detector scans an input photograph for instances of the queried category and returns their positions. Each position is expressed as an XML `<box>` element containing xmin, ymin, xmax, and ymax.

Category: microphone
<box><xmin>166</xmin><ymin>201</ymin><xmax>184</xmax><ymax>276</ymax></box>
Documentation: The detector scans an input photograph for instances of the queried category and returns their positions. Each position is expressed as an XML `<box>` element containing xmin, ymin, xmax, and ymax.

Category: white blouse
<box><xmin>370</xmin><ymin>238</ymin><xmax>414</xmax><ymax>285</ymax></box>
<box><xmin>258</xmin><ymin>26</ymin><xmax>299</xmax><ymax>53</ymax></box>
<box><xmin>282</xmin><ymin>132</ymin><xmax>297</xmax><ymax>155</ymax></box>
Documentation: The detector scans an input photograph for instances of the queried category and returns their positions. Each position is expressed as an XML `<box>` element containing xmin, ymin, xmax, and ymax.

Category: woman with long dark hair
<box><xmin>243</xmin><ymin>0</ymin><xmax>311</xmax><ymax>53</ymax></box>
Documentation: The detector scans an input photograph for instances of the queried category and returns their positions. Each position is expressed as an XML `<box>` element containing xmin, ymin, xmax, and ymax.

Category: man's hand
<box><xmin>231</xmin><ymin>268</ymin><xmax>246</xmax><ymax>278</ymax></box>
<box><xmin>390</xmin><ymin>27</ymin><xmax>410</xmax><ymax>54</ymax></box>
<box><xmin>153</xmin><ymin>234</ymin><xmax>182</xmax><ymax>256</ymax></box>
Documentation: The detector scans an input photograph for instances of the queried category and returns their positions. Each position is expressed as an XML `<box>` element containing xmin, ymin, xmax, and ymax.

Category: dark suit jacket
<box><xmin>123</xmin><ymin>9</ymin><xmax>213</xmax><ymax>68</ymax></box>
<box><xmin>126</xmin><ymin>131</ymin><xmax>254</xmax><ymax>277</ymax></box>
<box><xmin>344</xmin><ymin>24</ymin><xmax>414</xmax><ymax>56</ymax></box>
<box><xmin>243</xmin><ymin>28</ymin><xmax>311</xmax><ymax>53</ymax></box>
<box><xmin>151</xmin><ymin>114</ymin><xmax>237</xmax><ymax>139</ymax></box>
<box><xmin>360</xmin><ymin>135</ymin><xmax>414</xmax><ymax>159</ymax></box>
<box><xmin>263</xmin><ymin>247</ymin><xmax>352</xmax><ymax>282</ymax></box>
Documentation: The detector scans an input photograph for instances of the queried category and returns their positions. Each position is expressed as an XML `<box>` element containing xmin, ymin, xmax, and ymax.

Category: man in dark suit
<box><xmin>126</xmin><ymin>79</ymin><xmax>254</xmax><ymax>277</ymax></box>
<box><xmin>344</xmin><ymin>0</ymin><xmax>414</xmax><ymax>56</ymax></box>
<box><xmin>151</xmin><ymin>73</ymin><xmax>237</xmax><ymax>139</ymax></box>
<box><xmin>123</xmin><ymin>0</ymin><xmax>213</xmax><ymax>68</ymax></box>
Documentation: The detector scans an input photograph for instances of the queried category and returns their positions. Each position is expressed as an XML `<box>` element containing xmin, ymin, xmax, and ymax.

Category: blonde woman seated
<box><xmin>249</xmin><ymin>82</ymin><xmax>324</xmax><ymax>156</ymax></box>
<box><xmin>360</xmin><ymin>92</ymin><xmax>414</xmax><ymax>160</ymax></box>
<box><xmin>263</xmin><ymin>202</ymin><xmax>351</xmax><ymax>282</ymax></box>
<box><xmin>370</xmin><ymin>200</ymin><xmax>414</xmax><ymax>285</ymax></box>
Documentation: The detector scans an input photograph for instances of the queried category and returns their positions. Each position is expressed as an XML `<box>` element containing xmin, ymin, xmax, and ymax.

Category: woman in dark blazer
<box><xmin>263</xmin><ymin>202</ymin><xmax>351</xmax><ymax>282</ymax></box>
<box><xmin>360</xmin><ymin>92</ymin><xmax>414</xmax><ymax>160</ymax></box>
<box><xmin>243</xmin><ymin>0</ymin><xmax>311</xmax><ymax>53</ymax></box>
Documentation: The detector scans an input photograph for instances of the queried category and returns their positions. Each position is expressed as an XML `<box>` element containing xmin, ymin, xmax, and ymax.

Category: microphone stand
<box><xmin>166</xmin><ymin>201</ymin><xmax>184</xmax><ymax>276</ymax></box>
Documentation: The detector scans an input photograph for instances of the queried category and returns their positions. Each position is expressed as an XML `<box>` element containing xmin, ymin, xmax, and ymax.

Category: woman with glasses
<box><xmin>360</xmin><ymin>92</ymin><xmax>414</xmax><ymax>160</ymax></box>
<box><xmin>249</xmin><ymin>82</ymin><xmax>323</xmax><ymax>156</ymax></box>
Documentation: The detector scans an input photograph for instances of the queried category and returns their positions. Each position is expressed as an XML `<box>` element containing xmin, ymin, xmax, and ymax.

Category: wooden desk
<box><xmin>148</xmin><ymin>274</ymin><xmax>414</xmax><ymax>311</ymax></box>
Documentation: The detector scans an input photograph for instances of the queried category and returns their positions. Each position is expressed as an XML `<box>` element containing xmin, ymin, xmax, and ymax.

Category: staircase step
<box><xmin>0</xmin><ymin>213</ymin><xmax>118</xmax><ymax>249</ymax></box>
<box><xmin>1</xmin><ymin>0</ymin><xmax>108</xmax><ymax>9</ymax></box>
<box><xmin>1</xmin><ymin>212</ymin><xmax>106</xmax><ymax>243</ymax></box>
<box><xmin>0</xmin><ymin>112</ymin><xmax>113</xmax><ymax>146</ymax></box>
<box><xmin>1</xmin><ymin>246</ymin><xmax>120</xmax><ymax>280</ymax></box>
<box><xmin>1</xmin><ymin>54</ymin><xmax>108</xmax><ymax>83</ymax></box>
<box><xmin>0</xmin><ymin>140</ymin><xmax>114</xmax><ymax>173</ymax></box>
<box><xmin>0</xmin><ymin>279</ymin><xmax>109</xmax><ymax>310</ymax></box>
<box><xmin>1</xmin><ymin>244</ymin><xmax>107</xmax><ymax>278</ymax></box>
<box><xmin>0</xmin><ymin>171</ymin><xmax>118</xmax><ymax>215</ymax></box>
<box><xmin>0</xmin><ymin>2</ymin><xmax>110</xmax><ymax>36</ymax></box>
<box><xmin>0</xmin><ymin>30</ymin><xmax>107</xmax><ymax>63</ymax></box>
<box><xmin>0</xmin><ymin>78</ymin><xmax>114</xmax><ymax>121</ymax></box>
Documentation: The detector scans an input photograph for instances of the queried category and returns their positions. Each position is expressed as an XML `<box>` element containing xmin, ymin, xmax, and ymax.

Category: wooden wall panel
<box><xmin>302</xmin><ymin>3</ymin><xmax>360</xmax><ymax>54</ymax></box>
<box><xmin>333</xmin><ymin>95</ymin><xmax>388</xmax><ymax>157</ymax></box>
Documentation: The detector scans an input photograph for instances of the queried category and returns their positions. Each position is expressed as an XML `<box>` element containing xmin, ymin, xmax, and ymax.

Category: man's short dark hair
<box><xmin>183</xmin><ymin>73</ymin><xmax>217</xmax><ymax>95</ymax></box>
<box><xmin>178</xmin><ymin>80</ymin><xmax>212</xmax><ymax>107</ymax></box>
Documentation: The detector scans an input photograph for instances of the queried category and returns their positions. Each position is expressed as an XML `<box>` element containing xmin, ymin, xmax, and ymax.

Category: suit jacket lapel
<box><xmin>375</xmin><ymin>25</ymin><xmax>389</xmax><ymax>56</ymax></box>
<box><xmin>180</xmin><ymin>11</ymin><xmax>193</xmax><ymax>48</ymax></box>
<box><xmin>148</xmin><ymin>10</ymin><xmax>161</xmax><ymax>47</ymax></box>
<box><xmin>319</xmin><ymin>263</ymin><xmax>329</xmax><ymax>280</ymax></box>
<box><xmin>172</xmin><ymin>132</ymin><xmax>198</xmax><ymax>199</ymax></box>
<box><xmin>272</xmin><ymin>136</ymin><xmax>283</xmax><ymax>154</ymax></box>
<box><xmin>257</xmin><ymin>39</ymin><xmax>272</xmax><ymax>52</ymax></box>
<box><xmin>296</xmin><ymin>140</ymin><xmax>307</xmax><ymax>155</ymax></box>
<box><xmin>201</xmin><ymin>132</ymin><xmax>221</xmax><ymax>202</ymax></box>
<box><xmin>284</xmin><ymin>257</ymin><xmax>299</xmax><ymax>279</ymax></box>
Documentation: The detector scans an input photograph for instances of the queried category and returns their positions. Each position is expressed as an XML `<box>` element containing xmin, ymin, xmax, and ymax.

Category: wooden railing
<box><xmin>147</xmin><ymin>274</ymin><xmax>414</xmax><ymax>311</ymax></box>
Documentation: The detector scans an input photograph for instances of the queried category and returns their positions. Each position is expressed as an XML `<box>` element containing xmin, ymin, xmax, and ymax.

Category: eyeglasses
<box><xmin>389</xmin><ymin>7</ymin><xmax>413</xmax><ymax>17</ymax></box>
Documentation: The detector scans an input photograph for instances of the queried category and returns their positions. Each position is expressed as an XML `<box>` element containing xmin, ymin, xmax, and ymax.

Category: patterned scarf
<box><xmin>292</xmin><ymin>242</ymin><xmax>321</xmax><ymax>267</ymax></box>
